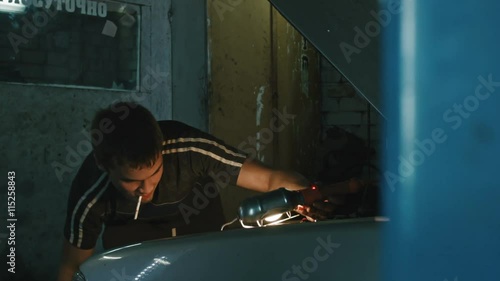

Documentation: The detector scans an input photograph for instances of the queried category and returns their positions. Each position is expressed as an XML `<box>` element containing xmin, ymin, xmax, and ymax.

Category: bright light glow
<box><xmin>264</xmin><ymin>213</ymin><xmax>283</xmax><ymax>222</ymax></box>
<box><xmin>104</xmin><ymin>243</ymin><xmax>141</xmax><ymax>254</ymax></box>
<box><xmin>400</xmin><ymin>0</ymin><xmax>417</xmax><ymax>154</ymax></box>
<box><xmin>0</xmin><ymin>2</ymin><xmax>26</xmax><ymax>13</ymax></box>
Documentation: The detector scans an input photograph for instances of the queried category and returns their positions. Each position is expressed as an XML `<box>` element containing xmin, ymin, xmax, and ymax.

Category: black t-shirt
<box><xmin>64</xmin><ymin>120</ymin><xmax>247</xmax><ymax>249</ymax></box>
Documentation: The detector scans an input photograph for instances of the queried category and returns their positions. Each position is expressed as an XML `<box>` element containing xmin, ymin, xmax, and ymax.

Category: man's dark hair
<box><xmin>91</xmin><ymin>102</ymin><xmax>163</xmax><ymax>170</ymax></box>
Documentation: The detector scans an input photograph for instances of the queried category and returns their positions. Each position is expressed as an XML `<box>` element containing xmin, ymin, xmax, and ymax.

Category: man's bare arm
<box><xmin>236</xmin><ymin>158</ymin><xmax>309</xmax><ymax>192</ymax></box>
<box><xmin>57</xmin><ymin>239</ymin><xmax>94</xmax><ymax>281</ymax></box>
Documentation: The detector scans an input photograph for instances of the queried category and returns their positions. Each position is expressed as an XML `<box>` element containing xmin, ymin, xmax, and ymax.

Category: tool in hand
<box><xmin>221</xmin><ymin>185</ymin><xmax>322</xmax><ymax>230</ymax></box>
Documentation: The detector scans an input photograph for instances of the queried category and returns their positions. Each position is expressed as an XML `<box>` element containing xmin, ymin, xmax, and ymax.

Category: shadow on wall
<box><xmin>314</xmin><ymin>126</ymin><xmax>380</xmax><ymax>218</ymax></box>
<box><xmin>317</xmin><ymin>126</ymin><xmax>376</xmax><ymax>183</ymax></box>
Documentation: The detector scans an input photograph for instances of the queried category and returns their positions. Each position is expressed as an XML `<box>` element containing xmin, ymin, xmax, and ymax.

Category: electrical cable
<box><xmin>220</xmin><ymin>217</ymin><xmax>238</xmax><ymax>231</ymax></box>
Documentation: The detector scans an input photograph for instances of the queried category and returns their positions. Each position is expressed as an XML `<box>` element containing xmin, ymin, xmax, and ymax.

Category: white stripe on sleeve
<box><xmin>77</xmin><ymin>180</ymin><xmax>110</xmax><ymax>247</ymax></box>
<box><xmin>163</xmin><ymin>138</ymin><xmax>246</xmax><ymax>158</ymax></box>
<box><xmin>69</xmin><ymin>173</ymin><xmax>107</xmax><ymax>246</ymax></box>
<box><xmin>162</xmin><ymin>147</ymin><xmax>244</xmax><ymax>167</ymax></box>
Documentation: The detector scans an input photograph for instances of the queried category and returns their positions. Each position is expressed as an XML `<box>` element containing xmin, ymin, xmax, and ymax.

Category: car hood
<box><xmin>80</xmin><ymin>218</ymin><xmax>383</xmax><ymax>281</ymax></box>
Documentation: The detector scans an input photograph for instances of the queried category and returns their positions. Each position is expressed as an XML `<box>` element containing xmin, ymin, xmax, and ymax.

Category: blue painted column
<box><xmin>381</xmin><ymin>0</ymin><xmax>500</xmax><ymax>280</ymax></box>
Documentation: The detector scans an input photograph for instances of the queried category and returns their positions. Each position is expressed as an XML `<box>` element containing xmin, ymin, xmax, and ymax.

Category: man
<box><xmin>57</xmin><ymin>102</ymin><xmax>324</xmax><ymax>281</ymax></box>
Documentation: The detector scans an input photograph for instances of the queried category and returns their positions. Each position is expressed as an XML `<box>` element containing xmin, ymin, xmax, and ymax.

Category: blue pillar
<box><xmin>382</xmin><ymin>0</ymin><xmax>500</xmax><ymax>280</ymax></box>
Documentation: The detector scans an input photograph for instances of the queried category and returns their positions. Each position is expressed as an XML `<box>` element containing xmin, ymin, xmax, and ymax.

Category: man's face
<box><xmin>107</xmin><ymin>154</ymin><xmax>164</xmax><ymax>203</ymax></box>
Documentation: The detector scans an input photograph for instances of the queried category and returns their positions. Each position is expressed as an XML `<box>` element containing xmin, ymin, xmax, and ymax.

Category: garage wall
<box><xmin>275</xmin><ymin>13</ymin><xmax>322</xmax><ymax>177</ymax></box>
<box><xmin>207</xmin><ymin>1</ymin><xmax>321</xmax><ymax>221</ymax></box>
<box><xmin>208</xmin><ymin>0</ymin><xmax>273</xmax><ymax>220</ymax></box>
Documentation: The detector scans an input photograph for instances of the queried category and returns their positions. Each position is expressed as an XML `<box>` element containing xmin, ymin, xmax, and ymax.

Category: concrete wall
<box><xmin>0</xmin><ymin>0</ymin><xmax>187</xmax><ymax>280</ymax></box>
<box><xmin>275</xmin><ymin>14</ymin><xmax>322</xmax><ymax>178</ymax></box>
<box><xmin>208</xmin><ymin>0</ymin><xmax>273</xmax><ymax>221</ymax></box>
<box><xmin>171</xmin><ymin>0</ymin><xmax>208</xmax><ymax>131</ymax></box>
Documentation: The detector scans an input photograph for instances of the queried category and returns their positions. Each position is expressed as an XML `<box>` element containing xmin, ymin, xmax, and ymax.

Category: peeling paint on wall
<box><xmin>301</xmin><ymin>55</ymin><xmax>310</xmax><ymax>98</ymax></box>
<box><xmin>256</xmin><ymin>85</ymin><xmax>265</xmax><ymax>161</ymax></box>
<box><xmin>256</xmin><ymin>85</ymin><xmax>265</xmax><ymax>126</ymax></box>
<box><xmin>256</xmin><ymin>131</ymin><xmax>261</xmax><ymax>159</ymax></box>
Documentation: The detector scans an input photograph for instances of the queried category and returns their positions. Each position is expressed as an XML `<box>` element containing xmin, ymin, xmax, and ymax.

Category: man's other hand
<box><xmin>295</xmin><ymin>178</ymin><xmax>369</xmax><ymax>221</ymax></box>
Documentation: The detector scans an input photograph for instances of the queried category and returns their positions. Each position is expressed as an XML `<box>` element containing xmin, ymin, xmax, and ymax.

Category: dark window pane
<box><xmin>0</xmin><ymin>0</ymin><xmax>140</xmax><ymax>90</ymax></box>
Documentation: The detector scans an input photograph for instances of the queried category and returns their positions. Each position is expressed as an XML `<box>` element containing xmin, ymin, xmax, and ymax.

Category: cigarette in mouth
<box><xmin>134</xmin><ymin>196</ymin><xmax>142</xmax><ymax>220</ymax></box>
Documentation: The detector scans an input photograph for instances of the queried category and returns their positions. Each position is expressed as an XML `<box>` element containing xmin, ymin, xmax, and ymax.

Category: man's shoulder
<box><xmin>71</xmin><ymin>153</ymin><xmax>111</xmax><ymax>200</ymax></box>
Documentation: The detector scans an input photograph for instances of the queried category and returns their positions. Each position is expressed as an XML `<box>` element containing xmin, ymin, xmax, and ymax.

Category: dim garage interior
<box><xmin>0</xmin><ymin>0</ymin><xmax>499</xmax><ymax>281</ymax></box>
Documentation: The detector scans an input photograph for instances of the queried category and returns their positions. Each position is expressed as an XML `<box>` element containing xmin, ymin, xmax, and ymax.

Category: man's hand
<box><xmin>295</xmin><ymin>178</ymin><xmax>368</xmax><ymax>221</ymax></box>
<box><xmin>236</xmin><ymin>159</ymin><xmax>373</xmax><ymax>221</ymax></box>
<box><xmin>57</xmin><ymin>240</ymin><xmax>94</xmax><ymax>281</ymax></box>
